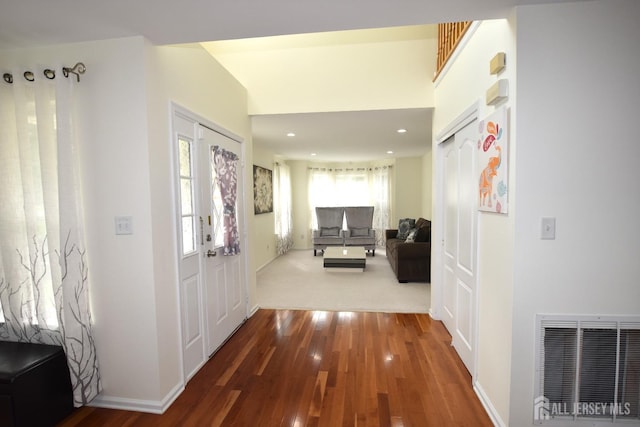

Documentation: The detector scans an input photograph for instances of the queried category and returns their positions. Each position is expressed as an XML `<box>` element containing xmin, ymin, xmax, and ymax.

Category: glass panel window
<box><xmin>178</xmin><ymin>136</ymin><xmax>196</xmax><ymax>255</ymax></box>
<box><xmin>180</xmin><ymin>178</ymin><xmax>193</xmax><ymax>215</ymax></box>
<box><xmin>182</xmin><ymin>216</ymin><xmax>195</xmax><ymax>254</ymax></box>
<box><xmin>179</xmin><ymin>139</ymin><xmax>191</xmax><ymax>176</ymax></box>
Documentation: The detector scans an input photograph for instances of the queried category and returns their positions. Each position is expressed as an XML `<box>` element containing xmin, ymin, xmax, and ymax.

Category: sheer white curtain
<box><xmin>0</xmin><ymin>67</ymin><xmax>101</xmax><ymax>405</ymax></box>
<box><xmin>274</xmin><ymin>162</ymin><xmax>294</xmax><ymax>254</ymax></box>
<box><xmin>369</xmin><ymin>165</ymin><xmax>392</xmax><ymax>246</ymax></box>
<box><xmin>308</xmin><ymin>165</ymin><xmax>393</xmax><ymax>243</ymax></box>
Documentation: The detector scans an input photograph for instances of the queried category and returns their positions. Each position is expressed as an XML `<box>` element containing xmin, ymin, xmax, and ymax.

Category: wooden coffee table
<box><xmin>323</xmin><ymin>246</ymin><xmax>366</xmax><ymax>271</ymax></box>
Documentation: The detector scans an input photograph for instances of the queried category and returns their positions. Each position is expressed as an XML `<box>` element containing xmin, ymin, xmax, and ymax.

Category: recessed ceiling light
<box><xmin>387</xmin><ymin>151</ymin><xmax>394</xmax><ymax>154</ymax></box>
<box><xmin>310</xmin><ymin>153</ymin><xmax>317</xmax><ymax>156</ymax></box>
<box><xmin>287</xmin><ymin>132</ymin><xmax>295</xmax><ymax>137</ymax></box>
<box><xmin>397</xmin><ymin>129</ymin><xmax>407</xmax><ymax>133</ymax></box>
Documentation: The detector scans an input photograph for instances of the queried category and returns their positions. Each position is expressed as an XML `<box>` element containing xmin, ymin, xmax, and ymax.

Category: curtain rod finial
<box><xmin>63</xmin><ymin>62</ymin><xmax>86</xmax><ymax>82</ymax></box>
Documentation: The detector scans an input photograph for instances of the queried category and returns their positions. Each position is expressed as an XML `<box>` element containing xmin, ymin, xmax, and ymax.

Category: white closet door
<box><xmin>442</xmin><ymin>120</ymin><xmax>478</xmax><ymax>374</ymax></box>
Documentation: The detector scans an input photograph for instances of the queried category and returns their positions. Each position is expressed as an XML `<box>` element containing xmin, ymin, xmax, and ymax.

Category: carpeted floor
<box><xmin>256</xmin><ymin>248</ymin><xmax>430</xmax><ymax>313</ymax></box>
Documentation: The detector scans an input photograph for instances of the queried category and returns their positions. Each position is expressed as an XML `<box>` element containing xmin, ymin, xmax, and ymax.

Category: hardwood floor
<box><xmin>58</xmin><ymin>309</ymin><xmax>493</xmax><ymax>426</ymax></box>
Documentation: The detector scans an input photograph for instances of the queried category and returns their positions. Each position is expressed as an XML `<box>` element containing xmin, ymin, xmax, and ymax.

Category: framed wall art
<box><xmin>478</xmin><ymin>106</ymin><xmax>509</xmax><ymax>214</ymax></box>
<box><xmin>253</xmin><ymin>165</ymin><xmax>273</xmax><ymax>214</ymax></box>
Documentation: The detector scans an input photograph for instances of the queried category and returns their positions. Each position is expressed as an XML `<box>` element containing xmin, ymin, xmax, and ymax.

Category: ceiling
<box><xmin>1</xmin><ymin>0</ymin><xmax>582</xmax><ymax>162</ymax></box>
<box><xmin>0</xmin><ymin>0</ymin><xmax>571</xmax><ymax>49</ymax></box>
<box><xmin>252</xmin><ymin>108</ymin><xmax>432</xmax><ymax>162</ymax></box>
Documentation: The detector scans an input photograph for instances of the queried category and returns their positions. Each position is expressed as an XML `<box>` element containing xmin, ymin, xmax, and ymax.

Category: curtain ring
<box><xmin>43</xmin><ymin>69</ymin><xmax>55</xmax><ymax>80</ymax></box>
<box><xmin>2</xmin><ymin>73</ymin><xmax>12</xmax><ymax>84</ymax></box>
<box><xmin>23</xmin><ymin>71</ymin><xmax>35</xmax><ymax>82</ymax></box>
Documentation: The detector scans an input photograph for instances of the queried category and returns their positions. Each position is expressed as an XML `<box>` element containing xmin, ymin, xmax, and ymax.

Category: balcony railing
<box><xmin>434</xmin><ymin>21</ymin><xmax>472</xmax><ymax>81</ymax></box>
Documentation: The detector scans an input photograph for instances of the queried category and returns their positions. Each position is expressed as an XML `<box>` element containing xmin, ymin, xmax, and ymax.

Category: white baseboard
<box><xmin>249</xmin><ymin>304</ymin><xmax>260</xmax><ymax>316</ymax></box>
<box><xmin>88</xmin><ymin>382</ymin><xmax>184</xmax><ymax>414</ymax></box>
<box><xmin>473</xmin><ymin>380</ymin><xmax>507</xmax><ymax>427</ymax></box>
<box><xmin>256</xmin><ymin>254</ymin><xmax>280</xmax><ymax>272</ymax></box>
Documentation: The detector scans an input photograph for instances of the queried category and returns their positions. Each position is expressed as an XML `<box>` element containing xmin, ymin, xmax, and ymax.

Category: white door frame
<box><xmin>170</xmin><ymin>102</ymin><xmax>250</xmax><ymax>386</ymax></box>
<box><xmin>432</xmin><ymin>100</ymin><xmax>480</xmax><ymax>379</ymax></box>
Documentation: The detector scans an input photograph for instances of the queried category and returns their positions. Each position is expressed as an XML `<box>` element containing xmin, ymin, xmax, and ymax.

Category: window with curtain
<box><xmin>0</xmin><ymin>66</ymin><xmax>101</xmax><ymax>405</ymax></box>
<box><xmin>308</xmin><ymin>164</ymin><xmax>392</xmax><ymax>246</ymax></box>
<box><xmin>274</xmin><ymin>162</ymin><xmax>294</xmax><ymax>255</ymax></box>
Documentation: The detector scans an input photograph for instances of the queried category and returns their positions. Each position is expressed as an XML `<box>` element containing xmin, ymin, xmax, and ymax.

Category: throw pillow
<box><xmin>350</xmin><ymin>227</ymin><xmax>369</xmax><ymax>237</ymax></box>
<box><xmin>405</xmin><ymin>229</ymin><xmax>417</xmax><ymax>242</ymax></box>
<box><xmin>320</xmin><ymin>226</ymin><xmax>340</xmax><ymax>237</ymax></box>
<box><xmin>396</xmin><ymin>218</ymin><xmax>415</xmax><ymax>240</ymax></box>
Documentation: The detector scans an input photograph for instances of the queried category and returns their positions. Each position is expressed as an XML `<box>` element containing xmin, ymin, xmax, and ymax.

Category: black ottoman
<box><xmin>0</xmin><ymin>341</ymin><xmax>74</xmax><ymax>427</ymax></box>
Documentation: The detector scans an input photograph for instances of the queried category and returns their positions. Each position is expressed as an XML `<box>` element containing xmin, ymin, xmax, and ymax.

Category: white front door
<box><xmin>198</xmin><ymin>125</ymin><xmax>247</xmax><ymax>357</ymax></box>
<box><xmin>442</xmin><ymin>120</ymin><xmax>478</xmax><ymax>374</ymax></box>
<box><xmin>174</xmin><ymin>109</ymin><xmax>248</xmax><ymax>382</ymax></box>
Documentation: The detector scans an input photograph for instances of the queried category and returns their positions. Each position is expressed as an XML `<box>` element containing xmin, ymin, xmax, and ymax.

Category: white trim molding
<box><xmin>89</xmin><ymin>382</ymin><xmax>184</xmax><ymax>414</ymax></box>
<box><xmin>435</xmin><ymin>100</ymin><xmax>480</xmax><ymax>144</ymax></box>
<box><xmin>474</xmin><ymin>380</ymin><xmax>507</xmax><ymax>427</ymax></box>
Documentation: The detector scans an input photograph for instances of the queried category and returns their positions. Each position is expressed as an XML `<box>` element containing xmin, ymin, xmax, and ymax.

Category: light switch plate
<box><xmin>541</xmin><ymin>217</ymin><xmax>556</xmax><ymax>240</ymax></box>
<box><xmin>115</xmin><ymin>216</ymin><xmax>133</xmax><ymax>235</ymax></box>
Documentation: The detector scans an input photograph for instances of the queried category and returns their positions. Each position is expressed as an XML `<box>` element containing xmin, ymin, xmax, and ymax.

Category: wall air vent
<box><xmin>534</xmin><ymin>315</ymin><xmax>640</xmax><ymax>425</ymax></box>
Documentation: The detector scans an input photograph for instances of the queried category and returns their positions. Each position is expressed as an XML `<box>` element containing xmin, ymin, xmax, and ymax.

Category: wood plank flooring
<box><xmin>58</xmin><ymin>309</ymin><xmax>493</xmax><ymax>426</ymax></box>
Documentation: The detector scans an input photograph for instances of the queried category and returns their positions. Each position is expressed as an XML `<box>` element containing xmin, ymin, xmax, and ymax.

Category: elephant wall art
<box><xmin>478</xmin><ymin>106</ymin><xmax>508</xmax><ymax>214</ymax></box>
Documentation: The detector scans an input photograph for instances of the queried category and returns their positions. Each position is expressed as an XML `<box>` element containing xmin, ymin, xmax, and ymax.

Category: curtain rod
<box><xmin>2</xmin><ymin>62</ymin><xmax>86</xmax><ymax>84</ymax></box>
<box><xmin>308</xmin><ymin>165</ymin><xmax>393</xmax><ymax>172</ymax></box>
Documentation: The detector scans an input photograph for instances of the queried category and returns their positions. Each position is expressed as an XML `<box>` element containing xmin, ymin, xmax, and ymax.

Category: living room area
<box><xmin>253</xmin><ymin>153</ymin><xmax>433</xmax><ymax>314</ymax></box>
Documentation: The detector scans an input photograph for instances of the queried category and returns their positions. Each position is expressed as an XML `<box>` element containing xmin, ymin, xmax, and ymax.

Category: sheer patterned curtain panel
<box><xmin>213</xmin><ymin>146</ymin><xmax>241</xmax><ymax>255</ymax></box>
<box><xmin>0</xmin><ymin>67</ymin><xmax>101</xmax><ymax>405</ymax></box>
<box><xmin>369</xmin><ymin>166</ymin><xmax>393</xmax><ymax>246</ymax></box>
<box><xmin>274</xmin><ymin>162</ymin><xmax>294</xmax><ymax>255</ymax></box>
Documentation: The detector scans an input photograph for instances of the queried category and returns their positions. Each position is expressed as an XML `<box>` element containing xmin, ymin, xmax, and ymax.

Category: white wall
<box><xmin>146</xmin><ymin>42</ymin><xmax>252</xmax><ymax>399</ymax></box>
<box><xmin>1</xmin><ymin>37</ymin><xmax>252</xmax><ymax>410</ymax></box>
<box><xmin>1</xmin><ymin>36</ymin><xmax>165</xmax><ymax>403</ymax></box>
<box><xmin>421</xmin><ymin>148</ymin><xmax>433</xmax><ymax>220</ymax></box>
<box><xmin>207</xmin><ymin>36</ymin><xmax>437</xmax><ymax>115</ymax></box>
<box><xmin>509</xmin><ymin>1</ymin><xmax>640</xmax><ymax>425</ymax></box>
<box><xmin>435</xmin><ymin>2</ymin><xmax>640</xmax><ymax>425</ymax></box>
<box><xmin>252</xmin><ymin>145</ymin><xmax>277</xmax><ymax>269</ymax></box>
<box><xmin>432</xmin><ymin>19</ymin><xmax>516</xmax><ymax>425</ymax></box>
<box><xmin>393</xmin><ymin>157</ymin><xmax>423</xmax><ymax>224</ymax></box>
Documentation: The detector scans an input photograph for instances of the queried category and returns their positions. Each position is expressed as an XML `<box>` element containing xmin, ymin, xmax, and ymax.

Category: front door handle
<box><xmin>206</xmin><ymin>250</ymin><xmax>217</xmax><ymax>258</ymax></box>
